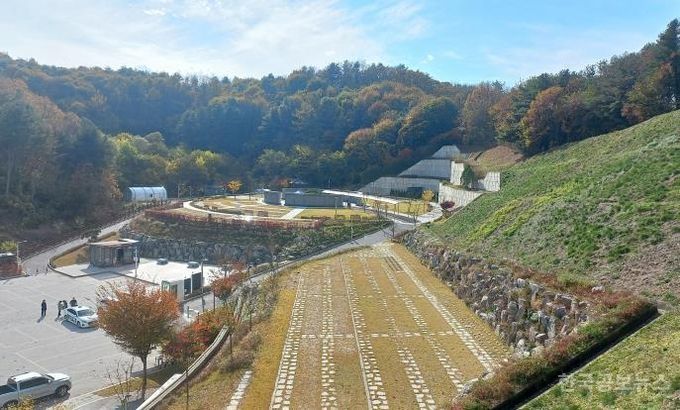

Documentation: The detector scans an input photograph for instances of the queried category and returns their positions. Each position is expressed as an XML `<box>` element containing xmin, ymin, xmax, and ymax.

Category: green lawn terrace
<box><xmin>171</xmin><ymin>192</ymin><xmax>432</xmax><ymax>225</ymax></box>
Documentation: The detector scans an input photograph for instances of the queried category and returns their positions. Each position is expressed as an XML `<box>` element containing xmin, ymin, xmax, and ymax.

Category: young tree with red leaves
<box><xmin>163</xmin><ymin>328</ymin><xmax>202</xmax><ymax>408</ymax></box>
<box><xmin>97</xmin><ymin>281</ymin><xmax>179</xmax><ymax>399</ymax></box>
<box><xmin>211</xmin><ymin>272</ymin><xmax>242</xmax><ymax>302</ymax></box>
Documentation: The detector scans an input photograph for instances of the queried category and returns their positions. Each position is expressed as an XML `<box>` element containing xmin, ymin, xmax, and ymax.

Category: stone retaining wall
<box><xmin>438</xmin><ymin>184</ymin><xmax>484</xmax><ymax>207</ymax></box>
<box><xmin>399</xmin><ymin>230</ymin><xmax>591</xmax><ymax>358</ymax></box>
<box><xmin>475</xmin><ymin>171</ymin><xmax>501</xmax><ymax>192</ymax></box>
<box><xmin>120</xmin><ymin>227</ymin><xmax>271</xmax><ymax>265</ymax></box>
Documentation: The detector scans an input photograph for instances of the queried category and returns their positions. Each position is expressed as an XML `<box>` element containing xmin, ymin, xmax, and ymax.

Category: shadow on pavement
<box><xmin>32</xmin><ymin>391</ymin><xmax>71</xmax><ymax>410</ymax></box>
<box><xmin>61</xmin><ymin>320</ymin><xmax>98</xmax><ymax>333</ymax></box>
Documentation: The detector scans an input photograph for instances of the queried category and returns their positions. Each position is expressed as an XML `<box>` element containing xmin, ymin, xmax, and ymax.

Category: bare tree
<box><xmin>104</xmin><ymin>357</ymin><xmax>136</xmax><ymax>409</ymax></box>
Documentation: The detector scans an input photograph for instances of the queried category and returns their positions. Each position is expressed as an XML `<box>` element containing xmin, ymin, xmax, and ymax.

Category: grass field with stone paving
<box><xmin>201</xmin><ymin>195</ymin><xmax>290</xmax><ymax>217</ymax></box>
<box><xmin>241</xmin><ymin>243</ymin><xmax>508</xmax><ymax>409</ymax></box>
<box><xmin>297</xmin><ymin>208</ymin><xmax>376</xmax><ymax>219</ymax></box>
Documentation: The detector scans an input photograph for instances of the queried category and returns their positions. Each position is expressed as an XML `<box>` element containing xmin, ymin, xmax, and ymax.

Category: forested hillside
<box><xmin>1</xmin><ymin>20</ymin><xmax>678</xmax><ymax>230</ymax></box>
<box><xmin>429</xmin><ymin>110</ymin><xmax>680</xmax><ymax>305</ymax></box>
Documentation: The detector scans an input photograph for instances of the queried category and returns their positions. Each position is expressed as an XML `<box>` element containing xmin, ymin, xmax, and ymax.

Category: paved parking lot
<box><xmin>0</xmin><ymin>272</ymin><xmax>157</xmax><ymax>402</ymax></box>
<box><xmin>0</xmin><ymin>217</ymin><xmax>413</xmax><ymax>408</ymax></box>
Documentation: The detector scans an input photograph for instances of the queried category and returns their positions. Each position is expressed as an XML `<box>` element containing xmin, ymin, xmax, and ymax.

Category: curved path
<box><xmin>23</xmin><ymin>219</ymin><xmax>132</xmax><ymax>275</ymax></box>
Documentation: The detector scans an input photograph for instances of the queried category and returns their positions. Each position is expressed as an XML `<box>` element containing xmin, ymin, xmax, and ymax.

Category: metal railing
<box><xmin>136</xmin><ymin>326</ymin><xmax>231</xmax><ymax>409</ymax></box>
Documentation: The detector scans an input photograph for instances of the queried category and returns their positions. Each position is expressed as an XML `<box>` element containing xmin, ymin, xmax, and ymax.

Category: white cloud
<box><xmin>442</xmin><ymin>50</ymin><xmax>463</xmax><ymax>60</ymax></box>
<box><xmin>0</xmin><ymin>0</ymin><xmax>431</xmax><ymax>78</ymax></box>
<box><xmin>377</xmin><ymin>1</ymin><xmax>428</xmax><ymax>39</ymax></box>
<box><xmin>483</xmin><ymin>27</ymin><xmax>650</xmax><ymax>81</ymax></box>
<box><xmin>143</xmin><ymin>8</ymin><xmax>167</xmax><ymax>16</ymax></box>
<box><xmin>421</xmin><ymin>53</ymin><xmax>434</xmax><ymax>64</ymax></box>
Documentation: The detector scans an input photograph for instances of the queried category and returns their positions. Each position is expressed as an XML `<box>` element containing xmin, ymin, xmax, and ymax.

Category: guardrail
<box><xmin>137</xmin><ymin>326</ymin><xmax>232</xmax><ymax>410</ymax></box>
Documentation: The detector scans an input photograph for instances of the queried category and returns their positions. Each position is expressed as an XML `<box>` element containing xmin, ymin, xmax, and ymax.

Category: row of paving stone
<box><xmin>300</xmin><ymin>330</ymin><xmax>460</xmax><ymax>339</ymax></box>
<box><xmin>270</xmin><ymin>274</ymin><xmax>307</xmax><ymax>410</ymax></box>
<box><xmin>341</xmin><ymin>256</ymin><xmax>390</xmax><ymax>409</ymax></box>
<box><xmin>320</xmin><ymin>266</ymin><xmax>338</xmax><ymax>410</ymax></box>
<box><xmin>359</xmin><ymin>254</ymin><xmax>437</xmax><ymax>410</ymax></box>
<box><xmin>381</xmin><ymin>244</ymin><xmax>498</xmax><ymax>373</ymax></box>
<box><xmin>225</xmin><ymin>370</ymin><xmax>253</xmax><ymax>410</ymax></box>
<box><xmin>377</xmin><ymin>248</ymin><xmax>467</xmax><ymax>392</ymax></box>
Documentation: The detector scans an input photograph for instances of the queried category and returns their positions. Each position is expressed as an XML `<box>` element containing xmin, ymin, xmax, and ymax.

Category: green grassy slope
<box><xmin>524</xmin><ymin>313</ymin><xmax>680</xmax><ymax>409</ymax></box>
<box><xmin>429</xmin><ymin>110</ymin><xmax>680</xmax><ymax>305</ymax></box>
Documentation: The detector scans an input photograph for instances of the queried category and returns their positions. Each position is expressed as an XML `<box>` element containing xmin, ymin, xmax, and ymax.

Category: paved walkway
<box><xmin>280</xmin><ymin>208</ymin><xmax>305</xmax><ymax>220</ymax></box>
<box><xmin>22</xmin><ymin>220</ymin><xmax>131</xmax><ymax>276</ymax></box>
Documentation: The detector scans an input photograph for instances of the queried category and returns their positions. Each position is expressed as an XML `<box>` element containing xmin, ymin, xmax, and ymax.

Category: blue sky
<box><xmin>0</xmin><ymin>0</ymin><xmax>678</xmax><ymax>85</ymax></box>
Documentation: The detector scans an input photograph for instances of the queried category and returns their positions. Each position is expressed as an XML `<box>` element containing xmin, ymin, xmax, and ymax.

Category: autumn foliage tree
<box><xmin>211</xmin><ymin>272</ymin><xmax>242</xmax><ymax>302</ymax></box>
<box><xmin>462</xmin><ymin>81</ymin><xmax>504</xmax><ymax>146</ymax></box>
<box><xmin>97</xmin><ymin>281</ymin><xmax>179</xmax><ymax>399</ymax></box>
<box><xmin>226</xmin><ymin>179</ymin><xmax>242</xmax><ymax>196</ymax></box>
<box><xmin>520</xmin><ymin>86</ymin><xmax>565</xmax><ymax>153</ymax></box>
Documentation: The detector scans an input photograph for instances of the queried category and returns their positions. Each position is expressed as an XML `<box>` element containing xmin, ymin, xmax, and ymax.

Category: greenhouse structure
<box><xmin>125</xmin><ymin>186</ymin><xmax>168</xmax><ymax>202</ymax></box>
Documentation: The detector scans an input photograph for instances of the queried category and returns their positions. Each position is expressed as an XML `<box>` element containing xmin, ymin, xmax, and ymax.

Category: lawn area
<box><xmin>52</xmin><ymin>232</ymin><xmax>118</xmax><ymax>267</ymax></box>
<box><xmin>366</xmin><ymin>199</ymin><xmax>430</xmax><ymax>216</ymax></box>
<box><xmin>198</xmin><ymin>195</ymin><xmax>289</xmax><ymax>217</ymax></box>
<box><xmin>427</xmin><ymin>110</ymin><xmax>680</xmax><ymax>303</ymax></box>
<box><xmin>297</xmin><ymin>207</ymin><xmax>375</xmax><ymax>219</ymax></box>
<box><xmin>238</xmin><ymin>272</ymin><xmax>297</xmax><ymax>409</ymax></box>
<box><xmin>525</xmin><ymin>313</ymin><xmax>680</xmax><ymax>409</ymax></box>
<box><xmin>95</xmin><ymin>364</ymin><xmax>178</xmax><ymax>398</ymax></box>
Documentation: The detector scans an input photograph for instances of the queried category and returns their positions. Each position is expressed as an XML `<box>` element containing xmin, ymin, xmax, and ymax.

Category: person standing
<box><xmin>56</xmin><ymin>300</ymin><xmax>63</xmax><ymax>318</ymax></box>
<box><xmin>69</xmin><ymin>297</ymin><xmax>78</xmax><ymax>307</ymax></box>
<box><xmin>40</xmin><ymin>299</ymin><xmax>47</xmax><ymax>317</ymax></box>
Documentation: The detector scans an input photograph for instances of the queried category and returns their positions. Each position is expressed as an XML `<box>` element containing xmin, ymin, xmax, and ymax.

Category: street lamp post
<box><xmin>134</xmin><ymin>246</ymin><xmax>139</xmax><ymax>278</ymax></box>
<box><xmin>200</xmin><ymin>259</ymin><xmax>208</xmax><ymax>312</ymax></box>
<box><xmin>16</xmin><ymin>240</ymin><xmax>27</xmax><ymax>275</ymax></box>
<box><xmin>184</xmin><ymin>273</ymin><xmax>189</xmax><ymax>318</ymax></box>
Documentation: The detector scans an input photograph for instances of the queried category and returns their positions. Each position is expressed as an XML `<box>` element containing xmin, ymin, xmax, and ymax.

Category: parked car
<box><xmin>63</xmin><ymin>305</ymin><xmax>99</xmax><ymax>328</ymax></box>
<box><xmin>0</xmin><ymin>372</ymin><xmax>71</xmax><ymax>408</ymax></box>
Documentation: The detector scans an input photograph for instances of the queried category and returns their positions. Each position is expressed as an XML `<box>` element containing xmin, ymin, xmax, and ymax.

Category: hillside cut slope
<box><xmin>429</xmin><ymin>110</ymin><xmax>680</xmax><ymax>305</ymax></box>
